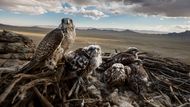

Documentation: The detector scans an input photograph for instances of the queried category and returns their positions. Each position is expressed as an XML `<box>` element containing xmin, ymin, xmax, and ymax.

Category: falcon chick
<box><xmin>65</xmin><ymin>44</ymin><xmax>102</xmax><ymax>76</ymax></box>
<box><xmin>127</xmin><ymin>59</ymin><xmax>149</xmax><ymax>94</ymax></box>
<box><xmin>65</xmin><ymin>45</ymin><xmax>102</xmax><ymax>97</ymax></box>
<box><xmin>104</xmin><ymin>63</ymin><xmax>127</xmax><ymax>87</ymax></box>
<box><xmin>126</xmin><ymin>47</ymin><xmax>139</xmax><ymax>59</ymax></box>
<box><xmin>19</xmin><ymin>18</ymin><xmax>76</xmax><ymax>73</ymax></box>
<box><xmin>129</xmin><ymin>59</ymin><xmax>148</xmax><ymax>83</ymax></box>
<box><xmin>99</xmin><ymin>47</ymin><xmax>139</xmax><ymax>71</ymax></box>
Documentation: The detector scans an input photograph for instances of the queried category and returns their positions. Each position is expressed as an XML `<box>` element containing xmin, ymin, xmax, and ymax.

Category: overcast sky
<box><xmin>0</xmin><ymin>0</ymin><xmax>190</xmax><ymax>32</ymax></box>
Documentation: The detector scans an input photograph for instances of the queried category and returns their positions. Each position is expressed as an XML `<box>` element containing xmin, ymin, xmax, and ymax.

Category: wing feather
<box><xmin>32</xmin><ymin>28</ymin><xmax>64</xmax><ymax>61</ymax></box>
<box><xmin>19</xmin><ymin>28</ymin><xmax>64</xmax><ymax>73</ymax></box>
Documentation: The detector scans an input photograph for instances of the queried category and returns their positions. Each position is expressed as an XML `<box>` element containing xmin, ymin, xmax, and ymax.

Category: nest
<box><xmin>0</xmin><ymin>51</ymin><xmax>190</xmax><ymax>107</ymax></box>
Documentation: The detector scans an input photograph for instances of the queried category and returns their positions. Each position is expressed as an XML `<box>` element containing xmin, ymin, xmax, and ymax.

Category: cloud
<box><xmin>64</xmin><ymin>0</ymin><xmax>100</xmax><ymax>6</ymax></box>
<box><xmin>0</xmin><ymin>0</ymin><xmax>107</xmax><ymax>20</ymax></box>
<box><xmin>62</xmin><ymin>5</ymin><xmax>78</xmax><ymax>14</ymax></box>
<box><xmin>0</xmin><ymin>0</ymin><xmax>62</xmax><ymax>15</ymax></box>
<box><xmin>61</xmin><ymin>5</ymin><xmax>108</xmax><ymax>20</ymax></box>
<box><xmin>79</xmin><ymin>8</ymin><xmax>108</xmax><ymax>20</ymax></box>
<box><xmin>174</xmin><ymin>25</ymin><xmax>190</xmax><ymax>31</ymax></box>
<box><xmin>1</xmin><ymin>0</ymin><xmax>190</xmax><ymax>19</ymax></box>
<box><xmin>136</xmin><ymin>24</ymin><xmax>190</xmax><ymax>32</ymax></box>
<box><xmin>65</xmin><ymin>0</ymin><xmax>190</xmax><ymax>18</ymax></box>
<box><xmin>123</xmin><ymin>0</ymin><xmax>190</xmax><ymax>18</ymax></box>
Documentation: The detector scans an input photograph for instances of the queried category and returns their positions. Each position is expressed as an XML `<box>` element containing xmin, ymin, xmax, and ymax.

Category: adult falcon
<box><xmin>19</xmin><ymin>18</ymin><xmax>76</xmax><ymax>73</ymax></box>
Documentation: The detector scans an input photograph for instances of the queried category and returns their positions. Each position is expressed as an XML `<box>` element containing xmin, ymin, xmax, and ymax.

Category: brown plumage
<box><xmin>124</xmin><ymin>65</ymin><xmax>132</xmax><ymax>78</ymax></box>
<box><xmin>104</xmin><ymin>63</ymin><xmax>127</xmax><ymax>87</ymax></box>
<box><xmin>65</xmin><ymin>45</ymin><xmax>102</xmax><ymax>77</ymax></box>
<box><xmin>127</xmin><ymin>59</ymin><xmax>149</xmax><ymax>94</ymax></box>
<box><xmin>65</xmin><ymin>45</ymin><xmax>102</xmax><ymax>97</ymax></box>
<box><xmin>99</xmin><ymin>47</ymin><xmax>139</xmax><ymax>71</ymax></box>
<box><xmin>129</xmin><ymin>59</ymin><xmax>148</xmax><ymax>83</ymax></box>
<box><xmin>19</xmin><ymin>18</ymin><xmax>76</xmax><ymax>73</ymax></box>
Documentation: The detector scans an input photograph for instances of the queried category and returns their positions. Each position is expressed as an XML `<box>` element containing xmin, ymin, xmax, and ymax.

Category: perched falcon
<box><xmin>65</xmin><ymin>45</ymin><xmax>102</xmax><ymax>77</ymax></box>
<box><xmin>127</xmin><ymin>59</ymin><xmax>149</xmax><ymax>94</ymax></box>
<box><xmin>104</xmin><ymin>63</ymin><xmax>127</xmax><ymax>87</ymax></box>
<box><xmin>99</xmin><ymin>47</ymin><xmax>139</xmax><ymax>71</ymax></box>
<box><xmin>19</xmin><ymin>18</ymin><xmax>76</xmax><ymax>73</ymax></box>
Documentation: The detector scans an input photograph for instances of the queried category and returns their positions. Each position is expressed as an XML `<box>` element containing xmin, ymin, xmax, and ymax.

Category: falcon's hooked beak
<box><xmin>60</xmin><ymin>18</ymin><xmax>75</xmax><ymax>32</ymax></box>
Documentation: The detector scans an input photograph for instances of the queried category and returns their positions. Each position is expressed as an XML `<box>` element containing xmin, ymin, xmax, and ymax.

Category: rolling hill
<box><xmin>0</xmin><ymin>23</ymin><xmax>190</xmax><ymax>63</ymax></box>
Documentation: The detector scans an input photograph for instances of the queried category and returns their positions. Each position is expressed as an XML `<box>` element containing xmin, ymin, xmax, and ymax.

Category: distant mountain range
<box><xmin>166</xmin><ymin>30</ymin><xmax>190</xmax><ymax>37</ymax></box>
<box><xmin>0</xmin><ymin>23</ymin><xmax>190</xmax><ymax>38</ymax></box>
<box><xmin>0</xmin><ymin>23</ymin><xmax>51</xmax><ymax>33</ymax></box>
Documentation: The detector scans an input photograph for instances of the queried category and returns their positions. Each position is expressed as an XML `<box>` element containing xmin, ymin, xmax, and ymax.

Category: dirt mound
<box><xmin>0</xmin><ymin>30</ymin><xmax>35</xmax><ymax>68</ymax></box>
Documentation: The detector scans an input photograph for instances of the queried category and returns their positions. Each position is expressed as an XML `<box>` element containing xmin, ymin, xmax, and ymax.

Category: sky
<box><xmin>0</xmin><ymin>0</ymin><xmax>190</xmax><ymax>32</ymax></box>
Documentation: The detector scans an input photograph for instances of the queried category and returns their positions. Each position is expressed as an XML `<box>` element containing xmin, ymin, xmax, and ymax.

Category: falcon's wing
<box><xmin>138</xmin><ymin>65</ymin><xmax>148</xmax><ymax>82</ymax></box>
<box><xmin>100</xmin><ymin>52</ymin><xmax>135</xmax><ymax>71</ymax></box>
<box><xmin>19</xmin><ymin>29</ymin><xmax>64</xmax><ymax>73</ymax></box>
<box><xmin>32</xmin><ymin>28</ymin><xmax>64</xmax><ymax>61</ymax></box>
<box><xmin>104</xmin><ymin>68</ymin><xmax>112</xmax><ymax>82</ymax></box>
<box><xmin>66</xmin><ymin>48</ymin><xmax>90</xmax><ymax>76</ymax></box>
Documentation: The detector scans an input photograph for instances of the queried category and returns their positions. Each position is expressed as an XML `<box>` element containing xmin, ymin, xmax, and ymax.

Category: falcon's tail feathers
<box><xmin>19</xmin><ymin>61</ymin><xmax>38</xmax><ymax>73</ymax></box>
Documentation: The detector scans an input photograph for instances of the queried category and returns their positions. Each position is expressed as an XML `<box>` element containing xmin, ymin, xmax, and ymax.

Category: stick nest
<box><xmin>0</xmin><ymin>52</ymin><xmax>190</xmax><ymax>107</ymax></box>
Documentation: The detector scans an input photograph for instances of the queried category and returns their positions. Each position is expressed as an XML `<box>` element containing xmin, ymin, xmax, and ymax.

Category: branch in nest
<box><xmin>12</xmin><ymin>78</ymin><xmax>54</xmax><ymax>104</ymax></box>
<box><xmin>33</xmin><ymin>87</ymin><xmax>53</xmax><ymax>107</ymax></box>
<box><xmin>0</xmin><ymin>76</ymin><xmax>22</xmax><ymax>104</ymax></box>
<box><xmin>14</xmin><ymin>70</ymin><xmax>56</xmax><ymax>80</ymax></box>
<box><xmin>177</xmin><ymin>103</ymin><xmax>190</xmax><ymax>107</ymax></box>
<box><xmin>169</xmin><ymin>86</ymin><xmax>182</xmax><ymax>105</ymax></box>
<box><xmin>14</xmin><ymin>73</ymin><xmax>38</xmax><ymax>79</ymax></box>
<box><xmin>63</xmin><ymin>98</ymin><xmax>101</xmax><ymax>104</ymax></box>
<box><xmin>0</xmin><ymin>67</ymin><xmax>17</xmax><ymax>73</ymax></box>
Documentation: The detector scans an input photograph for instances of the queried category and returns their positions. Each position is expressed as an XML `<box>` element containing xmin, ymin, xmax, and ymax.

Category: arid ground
<box><xmin>3</xmin><ymin>29</ymin><xmax>189</xmax><ymax>64</ymax></box>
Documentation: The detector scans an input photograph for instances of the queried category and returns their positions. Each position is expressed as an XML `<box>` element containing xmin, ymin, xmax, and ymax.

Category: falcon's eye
<box><xmin>64</xmin><ymin>20</ymin><xmax>67</xmax><ymax>24</ymax></box>
<box><xmin>89</xmin><ymin>47</ymin><xmax>94</xmax><ymax>51</ymax></box>
<box><xmin>134</xmin><ymin>49</ymin><xmax>139</xmax><ymax>53</ymax></box>
<box><xmin>97</xmin><ymin>48</ymin><xmax>100</xmax><ymax>51</ymax></box>
<box><xmin>70</xmin><ymin>19</ymin><xmax>73</xmax><ymax>24</ymax></box>
<box><xmin>113</xmin><ymin>66</ymin><xmax>117</xmax><ymax>70</ymax></box>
